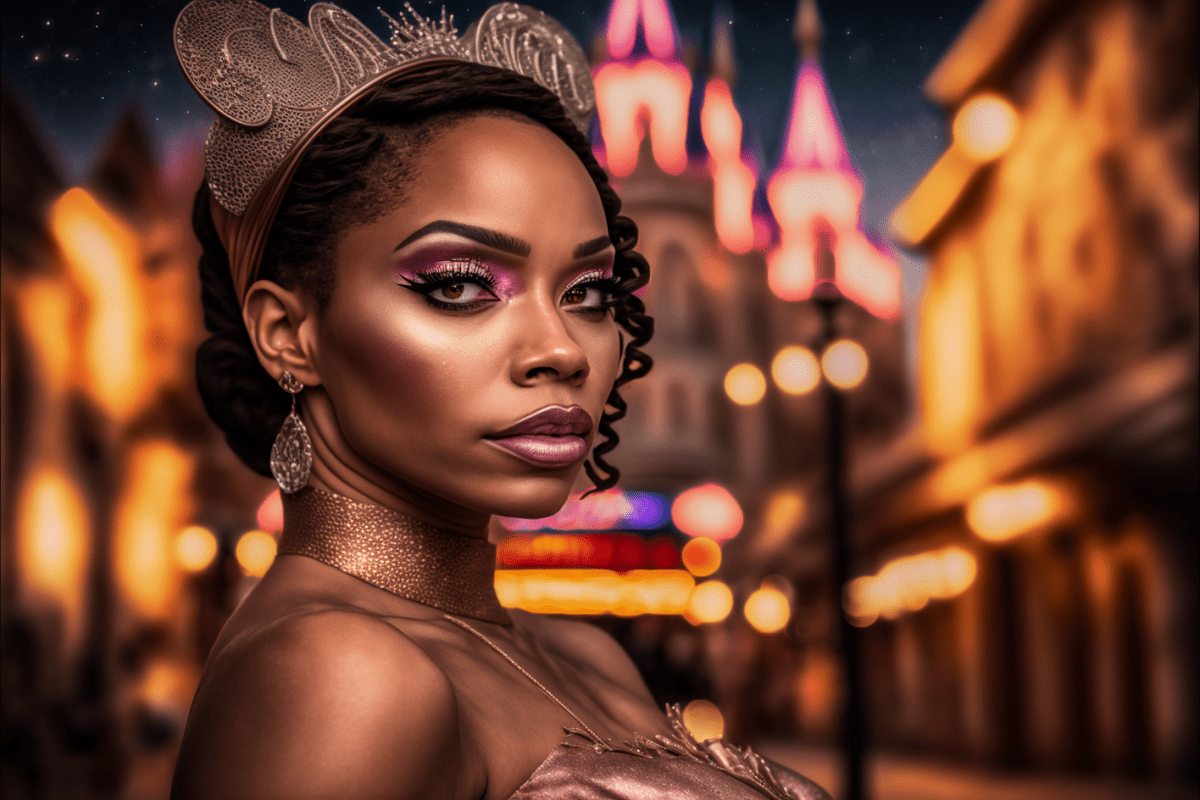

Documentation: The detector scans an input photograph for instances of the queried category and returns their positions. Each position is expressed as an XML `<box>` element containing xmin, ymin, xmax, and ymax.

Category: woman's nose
<box><xmin>510</xmin><ymin>299</ymin><xmax>590</xmax><ymax>386</ymax></box>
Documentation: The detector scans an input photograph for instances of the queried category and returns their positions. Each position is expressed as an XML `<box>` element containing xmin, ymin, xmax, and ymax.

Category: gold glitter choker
<box><xmin>278</xmin><ymin>486</ymin><xmax>511</xmax><ymax>626</ymax></box>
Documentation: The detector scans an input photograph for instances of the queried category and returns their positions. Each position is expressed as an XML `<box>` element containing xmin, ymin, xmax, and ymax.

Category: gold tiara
<box><xmin>174</xmin><ymin>0</ymin><xmax>595</xmax><ymax>301</ymax></box>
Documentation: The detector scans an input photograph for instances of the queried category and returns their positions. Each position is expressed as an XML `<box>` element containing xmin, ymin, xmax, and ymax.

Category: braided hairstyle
<box><xmin>194</xmin><ymin>61</ymin><xmax>653</xmax><ymax>497</ymax></box>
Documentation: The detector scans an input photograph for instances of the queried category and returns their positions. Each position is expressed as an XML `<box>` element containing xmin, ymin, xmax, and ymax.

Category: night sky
<box><xmin>2</xmin><ymin>0</ymin><xmax>982</xmax><ymax>292</ymax></box>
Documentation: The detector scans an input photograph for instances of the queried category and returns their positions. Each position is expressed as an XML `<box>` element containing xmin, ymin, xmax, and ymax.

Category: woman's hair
<box><xmin>194</xmin><ymin>61</ymin><xmax>653</xmax><ymax>495</ymax></box>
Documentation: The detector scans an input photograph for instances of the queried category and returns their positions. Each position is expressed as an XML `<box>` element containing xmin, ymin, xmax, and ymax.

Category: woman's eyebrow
<box><xmin>573</xmin><ymin>235</ymin><xmax>613</xmax><ymax>259</ymax></box>
<box><xmin>394</xmin><ymin>221</ymin><xmax>531</xmax><ymax>257</ymax></box>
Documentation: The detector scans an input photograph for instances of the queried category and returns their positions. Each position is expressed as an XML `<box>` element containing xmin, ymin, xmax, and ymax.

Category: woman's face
<box><xmin>313</xmin><ymin>114</ymin><xmax>620</xmax><ymax>519</ymax></box>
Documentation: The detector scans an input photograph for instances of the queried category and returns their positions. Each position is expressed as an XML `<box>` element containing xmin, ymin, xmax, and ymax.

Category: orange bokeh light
<box><xmin>724</xmin><ymin>363</ymin><xmax>767</xmax><ymax>406</ymax></box>
<box><xmin>18</xmin><ymin>467</ymin><xmax>89</xmax><ymax>645</ymax></box>
<box><xmin>494</xmin><ymin>569</ymin><xmax>694</xmax><ymax>616</ymax></box>
<box><xmin>682</xmin><ymin>699</ymin><xmax>725</xmax><ymax>741</ymax></box>
<box><xmin>680</xmin><ymin>537</ymin><xmax>721</xmax><ymax>577</ymax></box>
<box><xmin>821</xmin><ymin>339</ymin><xmax>869</xmax><ymax>390</ymax></box>
<box><xmin>671</xmin><ymin>483</ymin><xmax>743</xmax><ymax>541</ymax></box>
<box><xmin>236</xmin><ymin>530</ymin><xmax>277</xmax><ymax>578</ymax></box>
<box><xmin>744</xmin><ymin>584</ymin><xmax>791</xmax><ymax>633</ymax></box>
<box><xmin>844</xmin><ymin>546</ymin><xmax>977</xmax><ymax>625</ymax></box>
<box><xmin>771</xmin><ymin>345</ymin><xmax>821</xmax><ymax>394</ymax></box>
<box><xmin>966</xmin><ymin>480</ymin><xmax>1068</xmax><ymax>542</ymax></box>
<box><xmin>953</xmin><ymin>93</ymin><xmax>1018</xmax><ymax>161</ymax></box>
<box><xmin>175</xmin><ymin>526</ymin><xmax>218</xmax><ymax>572</ymax></box>
<box><xmin>685</xmin><ymin>580</ymin><xmax>734</xmax><ymax>624</ymax></box>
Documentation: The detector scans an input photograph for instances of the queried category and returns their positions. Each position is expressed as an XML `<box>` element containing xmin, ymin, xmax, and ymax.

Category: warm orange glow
<box><xmin>494</xmin><ymin>569</ymin><xmax>694</xmax><ymax>615</ymax></box>
<box><xmin>844</xmin><ymin>546</ymin><xmax>977</xmax><ymax>625</ymax></box>
<box><xmin>701</xmin><ymin>79</ymin><xmax>756</xmax><ymax>253</ymax></box>
<box><xmin>594</xmin><ymin>60</ymin><xmax>692</xmax><ymax>177</ymax></box>
<box><xmin>966</xmin><ymin>480</ymin><xmax>1069</xmax><ymax>542</ymax></box>
<box><xmin>256</xmin><ymin>490</ymin><xmax>284</xmax><ymax>534</ymax></box>
<box><xmin>15</xmin><ymin>279</ymin><xmax>73</xmax><ymax>392</ymax></box>
<box><xmin>48</xmin><ymin>188</ymin><xmax>150</xmax><ymax>422</ymax></box>
<box><xmin>889</xmin><ymin>146</ymin><xmax>979</xmax><ymax>247</ymax></box>
<box><xmin>953</xmin><ymin>93</ymin><xmax>1018</xmax><ymax>161</ymax></box>
<box><xmin>175</xmin><ymin>526</ymin><xmax>218</xmax><ymax>572</ymax></box>
<box><xmin>758</xmin><ymin>489</ymin><xmax>805</xmax><ymax>551</ymax></box>
<box><xmin>680</xmin><ymin>537</ymin><xmax>721</xmax><ymax>577</ymax></box>
<box><xmin>919</xmin><ymin>250</ymin><xmax>983</xmax><ymax>456</ymax></box>
<box><xmin>115</xmin><ymin>441</ymin><xmax>192</xmax><ymax>618</ymax></box>
<box><xmin>236</xmin><ymin>530</ymin><xmax>277</xmax><ymax>578</ymax></box>
<box><xmin>671</xmin><ymin>483</ymin><xmax>743</xmax><ymax>541</ymax></box>
<box><xmin>685</xmin><ymin>580</ymin><xmax>733</xmax><ymax>624</ymax></box>
<box><xmin>682</xmin><ymin>699</ymin><xmax>724</xmax><ymax>741</ymax></box>
<box><xmin>835</xmin><ymin>232</ymin><xmax>901</xmax><ymax>319</ymax></box>
<box><xmin>724</xmin><ymin>363</ymin><xmax>766</xmax><ymax>405</ymax></box>
<box><xmin>744</xmin><ymin>584</ymin><xmax>791</xmax><ymax>633</ymax></box>
<box><xmin>821</xmin><ymin>340</ymin><xmax>868</xmax><ymax>390</ymax></box>
<box><xmin>771</xmin><ymin>345</ymin><xmax>821</xmax><ymax>394</ymax></box>
<box><xmin>605</xmin><ymin>0</ymin><xmax>676</xmax><ymax>60</ymax></box>
<box><xmin>18</xmin><ymin>467</ymin><xmax>89</xmax><ymax>644</ymax></box>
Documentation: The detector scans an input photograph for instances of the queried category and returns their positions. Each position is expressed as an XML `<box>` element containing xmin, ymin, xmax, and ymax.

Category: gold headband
<box><xmin>174</xmin><ymin>0</ymin><xmax>596</xmax><ymax>302</ymax></box>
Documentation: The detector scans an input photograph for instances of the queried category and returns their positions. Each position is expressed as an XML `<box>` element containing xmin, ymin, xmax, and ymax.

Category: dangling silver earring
<box><xmin>270</xmin><ymin>371</ymin><xmax>312</xmax><ymax>493</ymax></box>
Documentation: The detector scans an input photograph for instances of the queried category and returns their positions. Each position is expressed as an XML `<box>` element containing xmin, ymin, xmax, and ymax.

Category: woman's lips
<box><xmin>485</xmin><ymin>405</ymin><xmax>592</xmax><ymax>468</ymax></box>
<box><xmin>485</xmin><ymin>434</ymin><xmax>589</xmax><ymax>468</ymax></box>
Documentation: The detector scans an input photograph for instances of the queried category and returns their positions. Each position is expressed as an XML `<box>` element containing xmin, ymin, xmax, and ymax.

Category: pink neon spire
<box><xmin>606</xmin><ymin>0</ymin><xmax>679</xmax><ymax>60</ymax></box>
<box><xmin>778</xmin><ymin>59</ymin><xmax>856</xmax><ymax>175</ymax></box>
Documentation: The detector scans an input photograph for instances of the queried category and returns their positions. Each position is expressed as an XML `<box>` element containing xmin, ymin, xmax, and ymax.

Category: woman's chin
<box><xmin>482</xmin><ymin>475</ymin><xmax>580</xmax><ymax>520</ymax></box>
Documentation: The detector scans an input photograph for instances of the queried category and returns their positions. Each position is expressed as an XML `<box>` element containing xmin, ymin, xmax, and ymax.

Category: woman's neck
<box><xmin>300</xmin><ymin>387</ymin><xmax>492</xmax><ymax>539</ymax></box>
<box><xmin>278</xmin><ymin>485</ymin><xmax>511</xmax><ymax>626</ymax></box>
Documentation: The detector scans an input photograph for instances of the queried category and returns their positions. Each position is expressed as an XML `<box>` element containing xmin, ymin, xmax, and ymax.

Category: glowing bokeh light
<box><xmin>494</xmin><ymin>569</ymin><xmax>694</xmax><ymax>615</ymax></box>
<box><xmin>257</xmin><ymin>490</ymin><xmax>284</xmax><ymax>534</ymax></box>
<box><xmin>671</xmin><ymin>483</ymin><xmax>743</xmax><ymax>541</ymax></box>
<box><xmin>744</xmin><ymin>585</ymin><xmax>791</xmax><ymax>633</ymax></box>
<box><xmin>953</xmin><ymin>93</ymin><xmax>1018</xmax><ymax>161</ymax></box>
<box><xmin>115</xmin><ymin>441</ymin><xmax>192</xmax><ymax>618</ymax></box>
<box><xmin>682</xmin><ymin>699</ymin><xmax>725</xmax><ymax>741</ymax></box>
<box><xmin>236</xmin><ymin>530</ymin><xmax>277</xmax><ymax>577</ymax></box>
<box><xmin>701</xmin><ymin>78</ymin><xmax>756</xmax><ymax>253</ymax></box>
<box><xmin>685</xmin><ymin>580</ymin><xmax>734</xmax><ymax>624</ymax></box>
<box><xmin>594</xmin><ymin>60</ymin><xmax>692</xmax><ymax>177</ymax></box>
<box><xmin>18</xmin><ymin>467</ymin><xmax>89</xmax><ymax>645</ymax></box>
<box><xmin>821</xmin><ymin>340</ymin><xmax>868</xmax><ymax>390</ymax></box>
<box><xmin>49</xmin><ymin>188</ymin><xmax>151</xmax><ymax>422</ymax></box>
<box><xmin>759</xmin><ymin>489</ymin><xmax>805</xmax><ymax>551</ymax></box>
<box><xmin>844</xmin><ymin>546</ymin><xmax>977</xmax><ymax>626</ymax></box>
<box><xmin>502</xmin><ymin>489</ymin><xmax>672</xmax><ymax>532</ymax></box>
<box><xmin>175</xmin><ymin>526</ymin><xmax>218</xmax><ymax>572</ymax></box>
<box><xmin>771</xmin><ymin>345</ymin><xmax>821</xmax><ymax>394</ymax></box>
<box><xmin>605</xmin><ymin>0</ymin><xmax>676</xmax><ymax>60</ymax></box>
<box><xmin>680</xmin><ymin>537</ymin><xmax>721</xmax><ymax>577</ymax></box>
<box><xmin>724</xmin><ymin>363</ymin><xmax>767</xmax><ymax>406</ymax></box>
<box><xmin>967</xmin><ymin>480</ymin><xmax>1068</xmax><ymax>542</ymax></box>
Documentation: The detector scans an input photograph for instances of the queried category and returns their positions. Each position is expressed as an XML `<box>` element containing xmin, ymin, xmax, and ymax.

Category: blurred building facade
<box><xmin>863</xmin><ymin>0</ymin><xmax>1198</xmax><ymax>777</ymax></box>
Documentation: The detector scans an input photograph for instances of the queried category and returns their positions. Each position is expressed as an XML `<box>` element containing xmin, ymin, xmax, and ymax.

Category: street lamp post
<box><xmin>814</xmin><ymin>281</ymin><xmax>867</xmax><ymax>800</ymax></box>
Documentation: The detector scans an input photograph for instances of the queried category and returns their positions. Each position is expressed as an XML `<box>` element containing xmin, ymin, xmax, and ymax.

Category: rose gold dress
<box><xmin>506</xmin><ymin>714</ymin><xmax>831</xmax><ymax>799</ymax></box>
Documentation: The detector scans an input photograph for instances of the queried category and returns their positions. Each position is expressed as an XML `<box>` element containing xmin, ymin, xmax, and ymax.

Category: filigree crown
<box><xmin>176</xmin><ymin>0</ymin><xmax>594</xmax><ymax>216</ymax></box>
<box><xmin>174</xmin><ymin>0</ymin><xmax>595</xmax><ymax>300</ymax></box>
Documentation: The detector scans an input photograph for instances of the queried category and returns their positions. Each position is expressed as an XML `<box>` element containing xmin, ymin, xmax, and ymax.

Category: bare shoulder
<box><xmin>172</xmin><ymin>608</ymin><xmax>475</xmax><ymax>800</ymax></box>
<box><xmin>513</xmin><ymin>610</ymin><xmax>654</xmax><ymax>705</ymax></box>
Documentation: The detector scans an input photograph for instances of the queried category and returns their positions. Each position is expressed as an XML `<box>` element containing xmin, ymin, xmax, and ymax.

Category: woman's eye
<box><xmin>562</xmin><ymin>282</ymin><xmax>613</xmax><ymax>312</ymax></box>
<box><xmin>430</xmin><ymin>281</ymin><xmax>490</xmax><ymax>304</ymax></box>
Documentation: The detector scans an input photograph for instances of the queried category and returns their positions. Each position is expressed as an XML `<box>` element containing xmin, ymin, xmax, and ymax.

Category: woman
<box><xmin>171</xmin><ymin>1</ymin><xmax>829</xmax><ymax>798</ymax></box>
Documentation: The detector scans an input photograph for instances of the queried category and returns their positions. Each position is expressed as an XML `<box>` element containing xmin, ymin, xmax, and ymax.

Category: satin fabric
<box><xmin>508</xmin><ymin>733</ymin><xmax>831</xmax><ymax>800</ymax></box>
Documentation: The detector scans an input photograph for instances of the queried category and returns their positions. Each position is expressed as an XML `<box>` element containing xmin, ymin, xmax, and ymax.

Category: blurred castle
<box><xmin>1</xmin><ymin>0</ymin><xmax>1195</xmax><ymax>796</ymax></box>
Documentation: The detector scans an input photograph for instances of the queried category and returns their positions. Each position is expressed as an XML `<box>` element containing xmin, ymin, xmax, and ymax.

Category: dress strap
<box><xmin>443</xmin><ymin>614</ymin><xmax>606</xmax><ymax>744</ymax></box>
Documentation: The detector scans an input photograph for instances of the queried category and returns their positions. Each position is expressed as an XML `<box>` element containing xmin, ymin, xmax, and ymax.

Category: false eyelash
<box><xmin>397</xmin><ymin>258</ymin><xmax>496</xmax><ymax>291</ymax></box>
<box><xmin>565</xmin><ymin>272</ymin><xmax>622</xmax><ymax>310</ymax></box>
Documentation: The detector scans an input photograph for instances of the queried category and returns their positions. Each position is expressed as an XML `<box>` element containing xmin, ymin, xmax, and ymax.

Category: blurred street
<box><xmin>761</xmin><ymin>744</ymin><xmax>1199</xmax><ymax>800</ymax></box>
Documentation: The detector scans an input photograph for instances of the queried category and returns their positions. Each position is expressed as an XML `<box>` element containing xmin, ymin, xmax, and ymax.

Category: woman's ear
<box><xmin>242</xmin><ymin>279</ymin><xmax>323</xmax><ymax>387</ymax></box>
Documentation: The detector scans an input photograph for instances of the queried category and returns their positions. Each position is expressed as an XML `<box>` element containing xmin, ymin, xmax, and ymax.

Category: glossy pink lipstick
<box><xmin>485</xmin><ymin>405</ymin><xmax>593</xmax><ymax>468</ymax></box>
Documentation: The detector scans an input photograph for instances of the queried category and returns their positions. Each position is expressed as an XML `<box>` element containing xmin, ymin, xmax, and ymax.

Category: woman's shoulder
<box><xmin>513</xmin><ymin>611</ymin><xmax>656</xmax><ymax>704</ymax></box>
<box><xmin>173</xmin><ymin>606</ymin><xmax>478</xmax><ymax>800</ymax></box>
